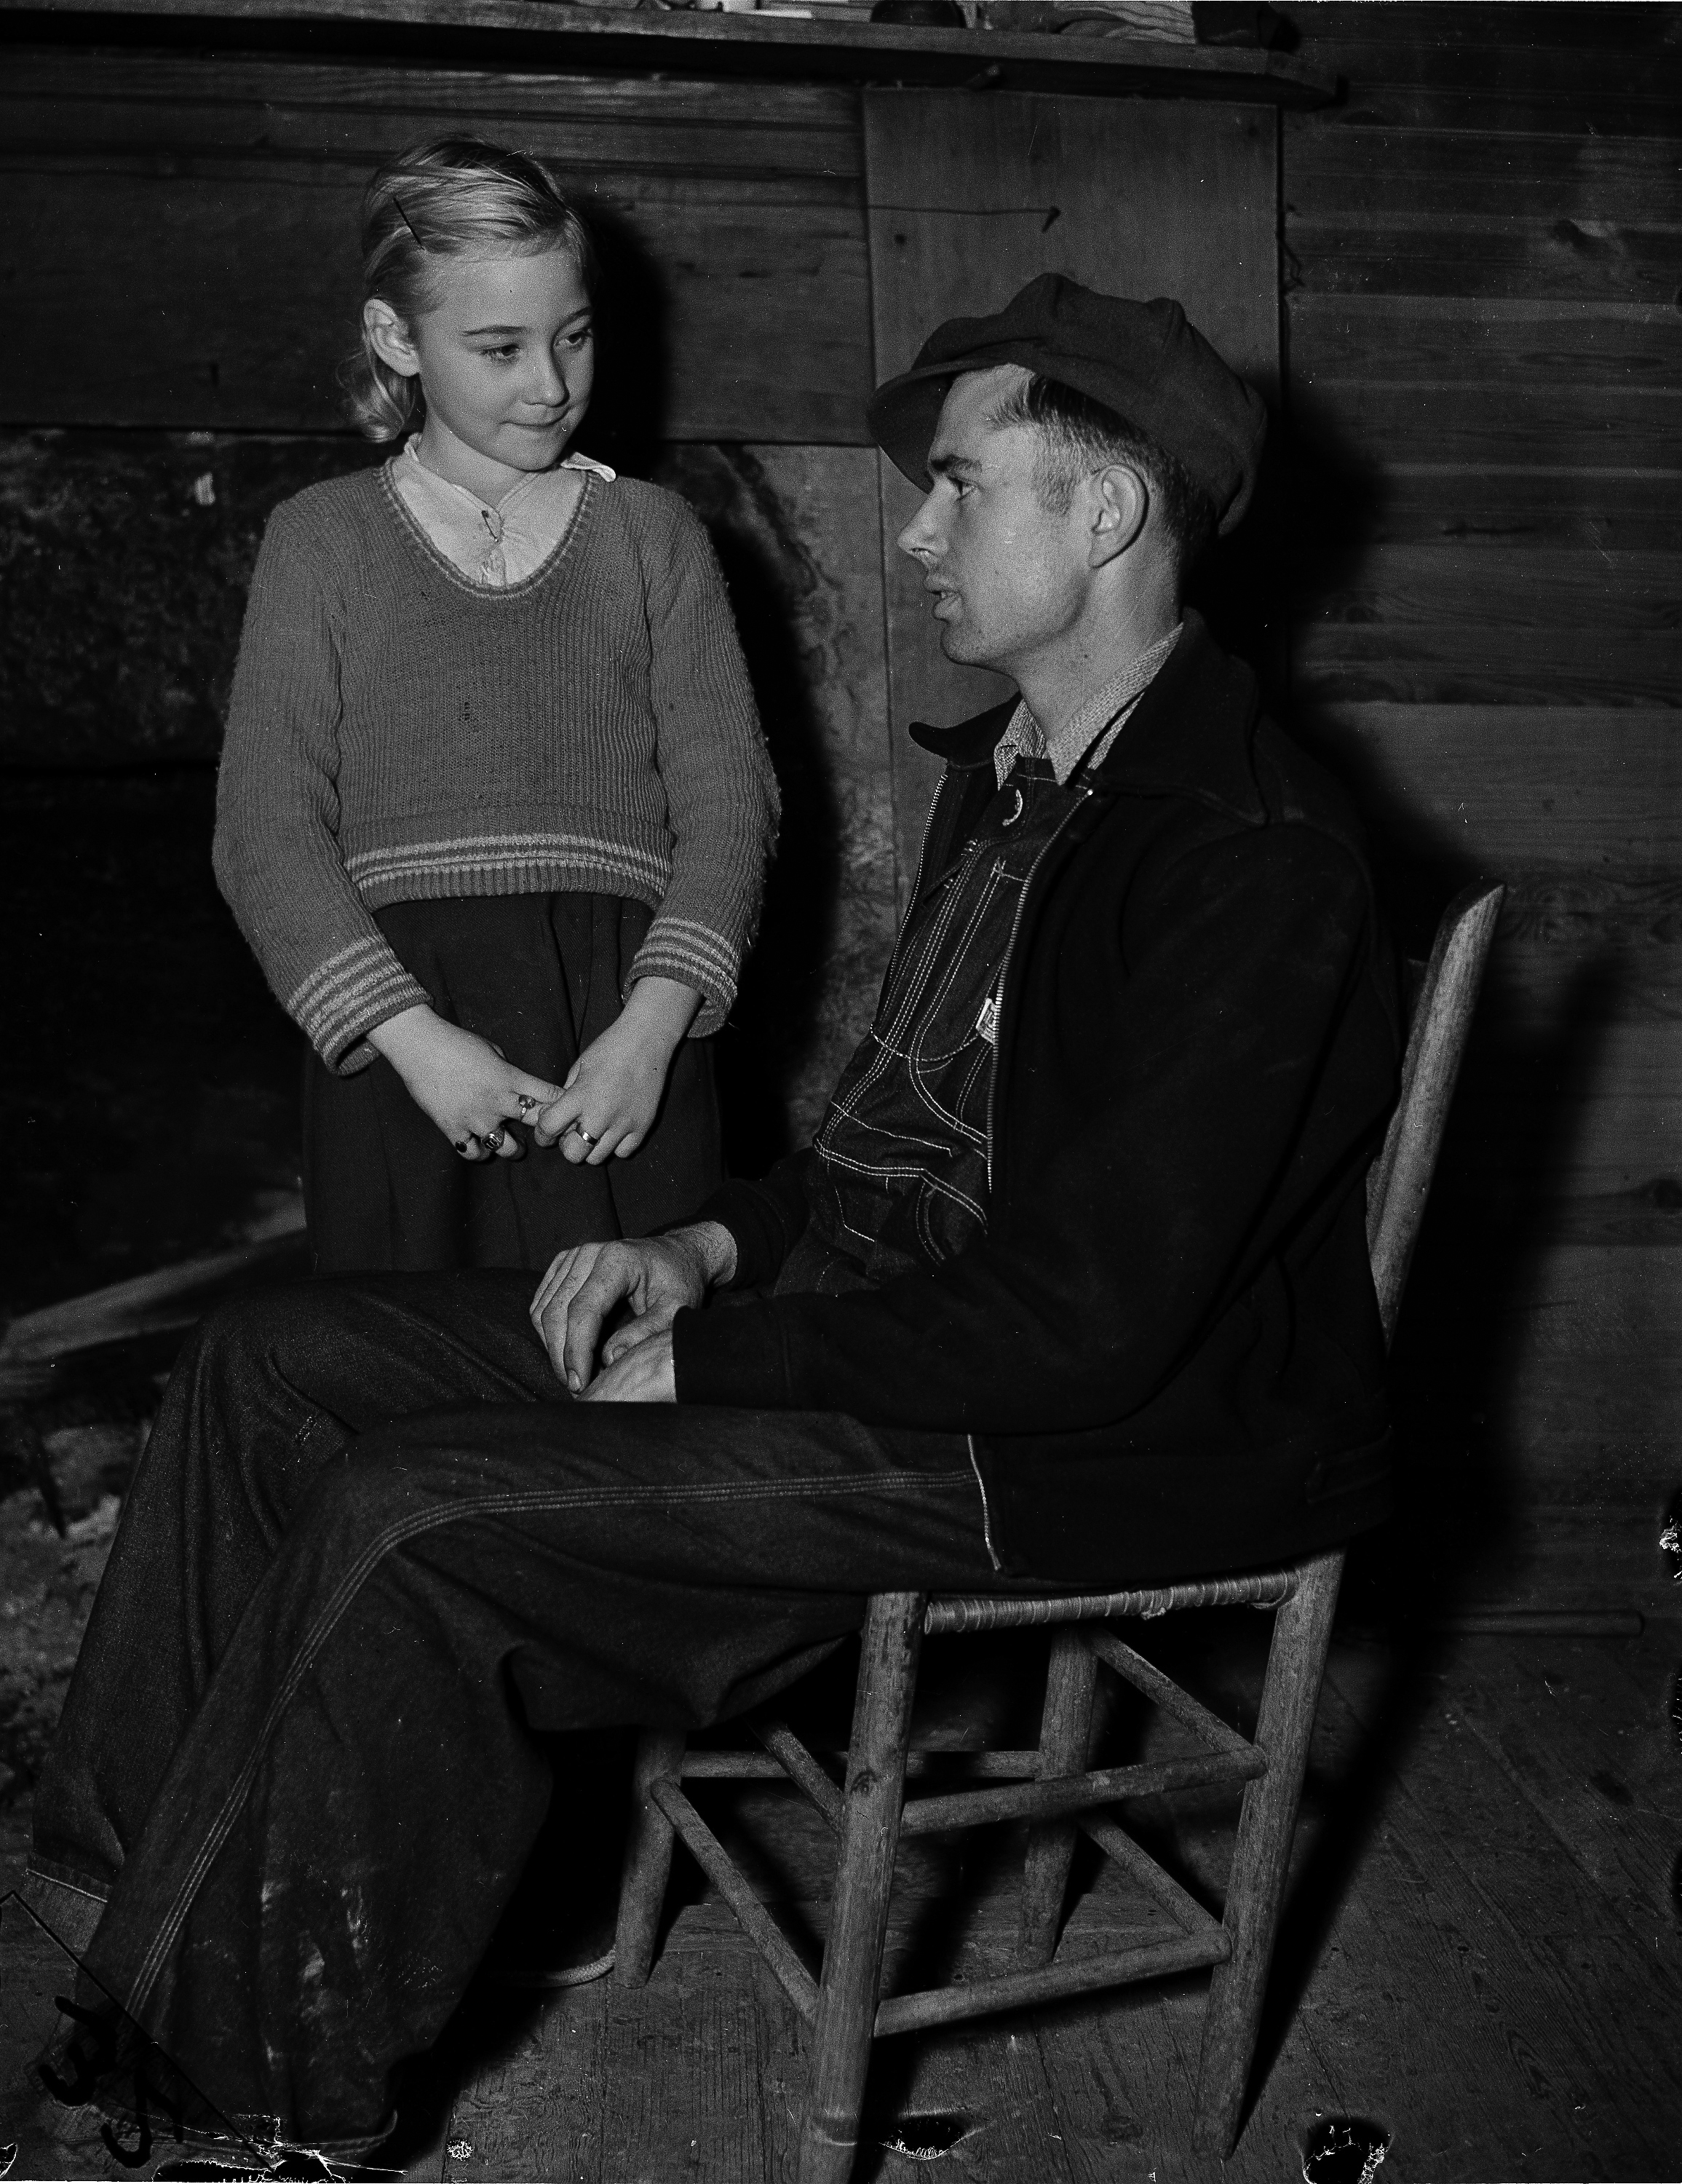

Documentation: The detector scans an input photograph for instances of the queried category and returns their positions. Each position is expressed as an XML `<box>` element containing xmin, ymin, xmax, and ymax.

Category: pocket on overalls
<box><xmin>905</xmin><ymin>858</ymin><xmax>1020</xmax><ymax>1069</ymax></box>
<box><xmin>908</xmin><ymin>1030</ymin><xmax>993</xmax><ymax>1142</ymax></box>
<box><xmin>913</xmin><ymin>1166</ymin><xmax>989</xmax><ymax>1267</ymax></box>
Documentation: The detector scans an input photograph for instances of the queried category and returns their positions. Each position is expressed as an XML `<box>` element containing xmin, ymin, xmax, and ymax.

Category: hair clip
<box><xmin>393</xmin><ymin>195</ymin><xmax>424</xmax><ymax>246</ymax></box>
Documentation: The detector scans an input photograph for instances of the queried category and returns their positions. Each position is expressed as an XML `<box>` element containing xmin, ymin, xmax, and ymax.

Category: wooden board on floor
<box><xmin>424</xmin><ymin>1626</ymin><xmax>1682</xmax><ymax>2180</ymax></box>
<box><xmin>444</xmin><ymin>1962</ymin><xmax>800</xmax><ymax>2183</ymax></box>
<box><xmin>1031</xmin><ymin>1795</ymin><xmax>1395</xmax><ymax>2184</ymax></box>
<box><xmin>1310</xmin><ymin>1640</ymin><xmax>1682</xmax><ymax>2180</ymax></box>
<box><xmin>2</xmin><ymin>1626</ymin><xmax>1679</xmax><ymax>2178</ymax></box>
<box><xmin>1414</xmin><ymin>1503</ymin><xmax>1672</xmax><ymax>1620</ymax></box>
<box><xmin>435</xmin><ymin>1867</ymin><xmax>1139</xmax><ymax>2182</ymax></box>
<box><xmin>1424</xmin><ymin>1633</ymin><xmax>1682</xmax><ymax>1972</ymax></box>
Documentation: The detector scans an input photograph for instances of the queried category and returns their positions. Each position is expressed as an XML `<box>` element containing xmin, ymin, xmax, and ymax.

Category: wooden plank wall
<box><xmin>0</xmin><ymin>52</ymin><xmax>871</xmax><ymax>442</ymax></box>
<box><xmin>862</xmin><ymin>86</ymin><xmax>1278</xmax><ymax>893</ymax></box>
<box><xmin>1281</xmin><ymin>3</ymin><xmax>1682</xmax><ymax>1615</ymax></box>
<box><xmin>2</xmin><ymin>7</ymin><xmax>1676</xmax><ymax>1615</ymax></box>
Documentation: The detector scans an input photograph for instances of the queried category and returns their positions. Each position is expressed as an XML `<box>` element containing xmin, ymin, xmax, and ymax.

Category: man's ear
<box><xmin>1087</xmin><ymin>462</ymin><xmax>1149</xmax><ymax>569</ymax></box>
<box><xmin>364</xmin><ymin>298</ymin><xmax>421</xmax><ymax>380</ymax></box>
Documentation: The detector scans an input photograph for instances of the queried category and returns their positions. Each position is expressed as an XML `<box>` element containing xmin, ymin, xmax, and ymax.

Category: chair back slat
<box><xmin>1365</xmin><ymin>882</ymin><xmax>1505</xmax><ymax>1349</ymax></box>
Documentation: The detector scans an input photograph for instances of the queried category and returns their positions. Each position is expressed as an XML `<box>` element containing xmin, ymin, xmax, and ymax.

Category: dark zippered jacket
<box><xmin>671</xmin><ymin>615</ymin><xmax>1402</xmax><ymax>1584</ymax></box>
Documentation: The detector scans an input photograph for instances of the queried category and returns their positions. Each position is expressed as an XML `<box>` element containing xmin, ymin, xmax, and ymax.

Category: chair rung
<box><xmin>1084</xmin><ymin>1629</ymin><xmax>1257</xmax><ymax>1761</ymax></box>
<box><xmin>679</xmin><ymin>1746</ymin><xmax>1041</xmax><ymax>1788</ymax></box>
<box><xmin>899</xmin><ymin>1746</ymin><xmax>1263</xmax><ymax>1837</ymax></box>
<box><xmin>904</xmin><ymin>1749</ymin><xmax>1039</xmax><ymax>1779</ymax></box>
<box><xmin>649</xmin><ymin>1780</ymin><xmax>818</xmax><ymax>2024</ymax></box>
<box><xmin>1078</xmin><ymin>1813</ymin><xmax>1221</xmax><ymax>1938</ymax></box>
<box><xmin>924</xmin><ymin>1570</ymin><xmax>1298</xmax><ymax>1636</ymax></box>
<box><xmin>753</xmin><ymin>1719</ymin><xmax>844</xmax><ymax>1831</ymax></box>
<box><xmin>873</xmin><ymin>1927</ymin><xmax>1231</xmax><ymax>2038</ymax></box>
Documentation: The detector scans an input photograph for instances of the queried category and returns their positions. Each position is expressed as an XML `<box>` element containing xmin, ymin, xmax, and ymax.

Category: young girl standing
<box><xmin>215</xmin><ymin>137</ymin><xmax>778</xmax><ymax>1275</ymax></box>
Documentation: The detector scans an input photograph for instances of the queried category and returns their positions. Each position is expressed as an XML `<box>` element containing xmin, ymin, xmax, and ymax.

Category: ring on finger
<box><xmin>516</xmin><ymin>1094</ymin><xmax>539</xmax><ymax>1117</ymax></box>
<box><xmin>482</xmin><ymin>1127</ymin><xmax>506</xmax><ymax>1153</ymax></box>
<box><xmin>568</xmin><ymin>1122</ymin><xmax>598</xmax><ymax>1149</ymax></box>
<box><xmin>454</xmin><ymin>1136</ymin><xmax>477</xmax><ymax>1158</ymax></box>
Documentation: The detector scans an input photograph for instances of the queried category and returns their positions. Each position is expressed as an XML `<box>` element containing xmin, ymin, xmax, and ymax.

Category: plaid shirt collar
<box><xmin>993</xmin><ymin>622</ymin><xmax>1183</xmax><ymax>789</ymax></box>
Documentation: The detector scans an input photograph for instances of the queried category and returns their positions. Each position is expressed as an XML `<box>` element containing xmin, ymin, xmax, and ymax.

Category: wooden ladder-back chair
<box><xmin>614</xmin><ymin>882</ymin><xmax>1506</xmax><ymax>2182</ymax></box>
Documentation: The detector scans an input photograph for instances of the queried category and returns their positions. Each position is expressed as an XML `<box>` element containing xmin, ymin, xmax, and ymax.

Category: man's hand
<box><xmin>579</xmin><ymin>1328</ymin><xmax>677</xmax><ymax>1404</ymax></box>
<box><xmin>528</xmin><ymin>1222</ymin><xmax>737</xmax><ymax>1395</ymax></box>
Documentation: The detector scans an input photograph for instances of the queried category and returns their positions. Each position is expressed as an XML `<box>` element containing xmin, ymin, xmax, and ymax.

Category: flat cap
<box><xmin>867</xmin><ymin>273</ymin><xmax>1268</xmax><ymax>537</ymax></box>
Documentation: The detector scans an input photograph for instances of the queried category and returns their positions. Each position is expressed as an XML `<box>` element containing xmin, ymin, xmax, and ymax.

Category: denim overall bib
<box><xmin>783</xmin><ymin>753</ymin><xmax>1090</xmax><ymax>1294</ymax></box>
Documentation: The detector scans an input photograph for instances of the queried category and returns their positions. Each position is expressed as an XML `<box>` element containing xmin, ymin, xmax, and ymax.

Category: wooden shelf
<box><xmin>0</xmin><ymin>0</ymin><xmax>1339</xmax><ymax>105</ymax></box>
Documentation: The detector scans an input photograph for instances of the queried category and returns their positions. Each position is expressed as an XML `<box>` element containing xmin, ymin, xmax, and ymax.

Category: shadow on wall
<box><xmin>652</xmin><ymin>448</ymin><xmax>844</xmax><ymax>1179</ymax></box>
<box><xmin>1280</xmin><ymin>401</ymin><xmax>1627</xmax><ymax>1618</ymax></box>
<box><xmin>1183</xmin><ymin>422</ymin><xmax>1293</xmax><ymax>720</ymax></box>
<box><xmin>578</xmin><ymin>212</ymin><xmax>851</xmax><ymax>1171</ymax></box>
<box><xmin>570</xmin><ymin>204</ymin><xmax>672</xmax><ymax>486</ymax></box>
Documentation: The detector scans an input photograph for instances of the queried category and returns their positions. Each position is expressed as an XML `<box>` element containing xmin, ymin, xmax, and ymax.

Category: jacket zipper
<box><xmin>903</xmin><ymin>767</ymin><xmax>952</xmax><ymax>917</ymax></box>
<box><xmin>967</xmin><ymin>1434</ymin><xmax>1003</xmax><ymax>1572</ymax></box>
<box><xmin>873</xmin><ymin>767</ymin><xmax>970</xmax><ymax>1015</ymax></box>
<box><xmin>981</xmin><ymin>783</ymin><xmax>1095</xmax><ymax>1190</ymax></box>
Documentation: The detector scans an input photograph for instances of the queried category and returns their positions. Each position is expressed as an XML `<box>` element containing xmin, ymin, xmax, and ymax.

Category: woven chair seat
<box><xmin>924</xmin><ymin>1567</ymin><xmax>1300</xmax><ymax>1635</ymax></box>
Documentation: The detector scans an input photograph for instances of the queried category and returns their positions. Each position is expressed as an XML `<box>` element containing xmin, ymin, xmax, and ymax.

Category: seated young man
<box><xmin>17</xmin><ymin>277</ymin><xmax>1399</xmax><ymax>2168</ymax></box>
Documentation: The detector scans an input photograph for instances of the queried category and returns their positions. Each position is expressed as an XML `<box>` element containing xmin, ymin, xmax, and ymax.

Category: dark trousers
<box><xmin>28</xmin><ymin>1273</ymin><xmax>1010</xmax><ymax>2153</ymax></box>
<box><xmin>304</xmin><ymin>894</ymin><xmax>723</xmax><ymax>1276</ymax></box>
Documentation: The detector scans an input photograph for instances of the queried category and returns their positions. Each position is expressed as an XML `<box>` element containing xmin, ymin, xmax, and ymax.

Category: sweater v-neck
<box><xmin>376</xmin><ymin>461</ymin><xmax>598</xmax><ymax>603</ymax></box>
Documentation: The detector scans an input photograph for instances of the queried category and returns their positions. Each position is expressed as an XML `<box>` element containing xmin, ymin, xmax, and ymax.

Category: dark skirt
<box><xmin>302</xmin><ymin>893</ymin><xmax>722</xmax><ymax>1276</ymax></box>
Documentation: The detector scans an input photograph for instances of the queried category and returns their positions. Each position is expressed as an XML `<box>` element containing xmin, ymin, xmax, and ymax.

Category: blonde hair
<box><xmin>341</xmin><ymin>135</ymin><xmax>599</xmax><ymax>443</ymax></box>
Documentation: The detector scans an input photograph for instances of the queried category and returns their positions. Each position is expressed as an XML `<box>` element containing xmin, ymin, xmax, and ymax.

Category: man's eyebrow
<box><xmin>928</xmin><ymin>452</ymin><xmax>981</xmax><ymax>479</ymax></box>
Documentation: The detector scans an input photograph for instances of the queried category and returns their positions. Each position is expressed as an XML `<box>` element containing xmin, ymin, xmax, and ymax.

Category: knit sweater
<box><xmin>213</xmin><ymin>466</ymin><xmax>778</xmax><ymax>1071</ymax></box>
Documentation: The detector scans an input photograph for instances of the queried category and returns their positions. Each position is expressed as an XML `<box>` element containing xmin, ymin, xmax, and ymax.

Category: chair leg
<box><xmin>1191</xmin><ymin>1548</ymin><xmax>1345</xmax><ymax>2156</ymax></box>
<box><xmin>614</xmin><ymin>1727</ymin><xmax>686</xmax><ymax>1987</ymax></box>
<box><xmin>1017</xmin><ymin>1626</ymin><xmax>1098</xmax><ymax>1966</ymax></box>
<box><xmin>797</xmin><ymin>1593</ymin><xmax>925</xmax><ymax>2184</ymax></box>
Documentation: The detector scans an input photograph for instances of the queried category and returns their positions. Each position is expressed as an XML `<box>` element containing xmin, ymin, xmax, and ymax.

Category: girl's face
<box><xmin>367</xmin><ymin>245</ymin><xmax>595</xmax><ymax>500</ymax></box>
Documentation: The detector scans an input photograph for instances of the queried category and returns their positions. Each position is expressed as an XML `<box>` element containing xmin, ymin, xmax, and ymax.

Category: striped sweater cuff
<box><xmin>629</xmin><ymin>915</ymin><xmax>742</xmax><ymax>1036</ymax></box>
<box><xmin>286</xmin><ymin>935</ymin><xmax>432</xmax><ymax>1075</ymax></box>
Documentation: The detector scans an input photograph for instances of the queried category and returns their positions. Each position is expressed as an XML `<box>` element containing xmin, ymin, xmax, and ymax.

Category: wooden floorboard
<box><xmin>418</xmin><ymin>1622</ymin><xmax>1682</xmax><ymax>2179</ymax></box>
<box><xmin>1318</xmin><ymin>1635</ymin><xmax>1682</xmax><ymax>2180</ymax></box>
<box><xmin>445</xmin><ymin>1963</ymin><xmax>798</xmax><ymax>2184</ymax></box>
<box><xmin>1428</xmin><ymin>1634</ymin><xmax>1682</xmax><ymax>1974</ymax></box>
<box><xmin>2</xmin><ymin>1626</ymin><xmax>1680</xmax><ymax>2178</ymax></box>
<box><xmin>848</xmin><ymin>2018</ymin><xmax>1080</xmax><ymax>2184</ymax></box>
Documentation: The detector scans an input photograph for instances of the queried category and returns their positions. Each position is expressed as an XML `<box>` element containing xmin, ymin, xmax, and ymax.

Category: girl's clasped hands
<box><xmin>368</xmin><ymin>970</ymin><xmax>702</xmax><ymax>1166</ymax></box>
